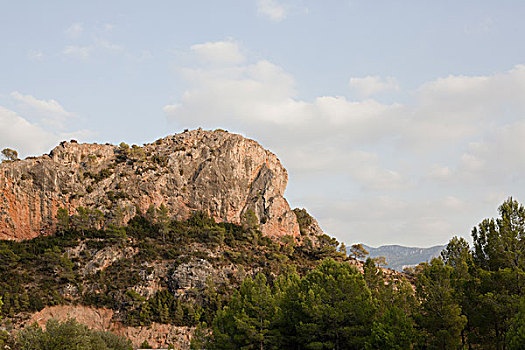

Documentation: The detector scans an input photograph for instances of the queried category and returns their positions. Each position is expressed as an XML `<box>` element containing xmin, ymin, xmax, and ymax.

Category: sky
<box><xmin>2</xmin><ymin>1</ymin><xmax>525</xmax><ymax>247</ymax></box>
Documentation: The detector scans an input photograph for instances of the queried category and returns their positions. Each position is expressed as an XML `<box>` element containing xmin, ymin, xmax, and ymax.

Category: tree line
<box><xmin>193</xmin><ymin>197</ymin><xmax>525</xmax><ymax>349</ymax></box>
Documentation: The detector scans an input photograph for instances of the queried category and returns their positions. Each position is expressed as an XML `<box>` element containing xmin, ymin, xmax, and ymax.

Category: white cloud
<box><xmin>257</xmin><ymin>0</ymin><xmax>287</xmax><ymax>22</ymax></box>
<box><xmin>166</xmin><ymin>48</ymin><xmax>401</xmax><ymax>141</ymax></box>
<box><xmin>416</xmin><ymin>65</ymin><xmax>525</xmax><ymax>121</ymax></box>
<box><xmin>426</xmin><ymin>165</ymin><xmax>453</xmax><ymax>181</ymax></box>
<box><xmin>61</xmin><ymin>39</ymin><xmax>124</xmax><ymax>59</ymax></box>
<box><xmin>423</xmin><ymin>119</ymin><xmax>525</xmax><ymax>188</ymax></box>
<box><xmin>191</xmin><ymin>41</ymin><xmax>245</xmax><ymax>65</ymax></box>
<box><xmin>10</xmin><ymin>91</ymin><xmax>74</xmax><ymax>119</ymax></box>
<box><xmin>95</xmin><ymin>39</ymin><xmax>123</xmax><ymax>52</ymax></box>
<box><xmin>165</xmin><ymin>59</ymin><xmax>303</xmax><ymax>126</ymax></box>
<box><xmin>401</xmin><ymin>64</ymin><xmax>525</xmax><ymax>152</ymax></box>
<box><xmin>165</xmin><ymin>41</ymin><xmax>407</xmax><ymax>196</ymax></box>
<box><xmin>441</xmin><ymin>196</ymin><xmax>465</xmax><ymax>210</ymax></box>
<box><xmin>0</xmin><ymin>95</ymin><xmax>92</xmax><ymax>157</ymax></box>
<box><xmin>62</xmin><ymin>45</ymin><xmax>92</xmax><ymax>58</ymax></box>
<box><xmin>456</xmin><ymin>121</ymin><xmax>525</xmax><ymax>184</ymax></box>
<box><xmin>0</xmin><ymin>107</ymin><xmax>91</xmax><ymax>157</ymax></box>
<box><xmin>346</xmin><ymin>151</ymin><xmax>408</xmax><ymax>191</ymax></box>
<box><xmin>165</xmin><ymin>40</ymin><xmax>525</xmax><ymax>246</ymax></box>
<box><xmin>349</xmin><ymin>75</ymin><xmax>399</xmax><ymax>97</ymax></box>
<box><xmin>168</xmin><ymin>42</ymin><xmax>525</xmax><ymax>163</ymax></box>
<box><xmin>0</xmin><ymin>107</ymin><xmax>57</xmax><ymax>156</ymax></box>
<box><xmin>61</xmin><ymin>22</ymin><xmax>125</xmax><ymax>59</ymax></box>
<box><xmin>10</xmin><ymin>91</ymin><xmax>75</xmax><ymax>129</ymax></box>
<box><xmin>281</xmin><ymin>146</ymin><xmax>408</xmax><ymax>191</ymax></box>
<box><xmin>65</xmin><ymin>23</ymin><xmax>83</xmax><ymax>38</ymax></box>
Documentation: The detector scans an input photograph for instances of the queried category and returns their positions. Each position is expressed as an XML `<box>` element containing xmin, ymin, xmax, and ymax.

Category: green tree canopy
<box><xmin>415</xmin><ymin>258</ymin><xmax>467</xmax><ymax>349</ymax></box>
<box><xmin>349</xmin><ymin>244</ymin><xmax>369</xmax><ymax>260</ymax></box>
<box><xmin>210</xmin><ymin>273</ymin><xmax>277</xmax><ymax>350</ymax></box>
<box><xmin>472</xmin><ymin>197</ymin><xmax>525</xmax><ymax>273</ymax></box>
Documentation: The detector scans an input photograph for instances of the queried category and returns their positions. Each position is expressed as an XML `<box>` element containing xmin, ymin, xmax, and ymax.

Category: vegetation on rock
<box><xmin>16</xmin><ymin>318</ymin><xmax>132</xmax><ymax>350</ymax></box>
<box><xmin>0</xmin><ymin>207</ymin><xmax>345</xmax><ymax>335</ymax></box>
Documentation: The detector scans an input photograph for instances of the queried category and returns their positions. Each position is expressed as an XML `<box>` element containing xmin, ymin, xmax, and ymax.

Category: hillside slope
<box><xmin>363</xmin><ymin>244</ymin><xmax>445</xmax><ymax>271</ymax></box>
<box><xmin>0</xmin><ymin>207</ymin><xmax>347</xmax><ymax>348</ymax></box>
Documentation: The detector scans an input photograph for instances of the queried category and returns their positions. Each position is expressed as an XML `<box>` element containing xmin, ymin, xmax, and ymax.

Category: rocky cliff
<box><xmin>0</xmin><ymin>129</ymin><xmax>299</xmax><ymax>240</ymax></box>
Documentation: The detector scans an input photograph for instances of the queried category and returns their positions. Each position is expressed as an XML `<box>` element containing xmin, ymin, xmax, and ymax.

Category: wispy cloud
<box><xmin>10</xmin><ymin>91</ymin><xmax>76</xmax><ymax>128</ymax></box>
<box><xmin>61</xmin><ymin>39</ymin><xmax>123</xmax><ymax>59</ymax></box>
<box><xmin>62</xmin><ymin>45</ymin><xmax>92</xmax><ymax>58</ymax></box>
<box><xmin>10</xmin><ymin>92</ymin><xmax>74</xmax><ymax>118</ymax></box>
<box><xmin>191</xmin><ymin>40</ymin><xmax>245</xmax><ymax>65</ymax></box>
<box><xmin>61</xmin><ymin>22</ymin><xmax>123</xmax><ymax>59</ymax></box>
<box><xmin>257</xmin><ymin>0</ymin><xmax>287</xmax><ymax>22</ymax></box>
<box><xmin>65</xmin><ymin>22</ymin><xmax>83</xmax><ymax>39</ymax></box>
<box><xmin>0</xmin><ymin>106</ymin><xmax>90</xmax><ymax>157</ymax></box>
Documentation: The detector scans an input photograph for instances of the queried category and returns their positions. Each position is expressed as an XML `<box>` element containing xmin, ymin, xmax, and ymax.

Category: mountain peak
<box><xmin>0</xmin><ymin>129</ymin><xmax>299</xmax><ymax>240</ymax></box>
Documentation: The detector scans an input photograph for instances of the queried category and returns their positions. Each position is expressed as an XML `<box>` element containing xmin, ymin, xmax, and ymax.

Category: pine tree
<box><xmin>415</xmin><ymin>258</ymin><xmax>467</xmax><ymax>349</ymax></box>
<box><xmin>1</xmin><ymin>148</ymin><xmax>18</xmax><ymax>162</ymax></box>
<box><xmin>157</xmin><ymin>204</ymin><xmax>170</xmax><ymax>242</ymax></box>
<box><xmin>294</xmin><ymin>259</ymin><xmax>376</xmax><ymax>350</ymax></box>
<box><xmin>56</xmin><ymin>207</ymin><xmax>70</xmax><ymax>235</ymax></box>
<box><xmin>349</xmin><ymin>244</ymin><xmax>369</xmax><ymax>260</ymax></box>
<box><xmin>210</xmin><ymin>273</ymin><xmax>277</xmax><ymax>349</ymax></box>
<box><xmin>173</xmin><ymin>299</ymin><xmax>184</xmax><ymax>326</ymax></box>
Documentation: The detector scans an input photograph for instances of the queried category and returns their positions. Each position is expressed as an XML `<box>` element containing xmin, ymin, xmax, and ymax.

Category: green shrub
<box><xmin>16</xmin><ymin>318</ymin><xmax>132</xmax><ymax>350</ymax></box>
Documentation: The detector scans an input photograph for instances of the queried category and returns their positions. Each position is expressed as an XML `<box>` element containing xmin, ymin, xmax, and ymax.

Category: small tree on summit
<box><xmin>1</xmin><ymin>148</ymin><xmax>19</xmax><ymax>162</ymax></box>
<box><xmin>349</xmin><ymin>243</ymin><xmax>369</xmax><ymax>260</ymax></box>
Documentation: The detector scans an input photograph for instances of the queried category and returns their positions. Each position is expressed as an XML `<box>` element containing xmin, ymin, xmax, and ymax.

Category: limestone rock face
<box><xmin>168</xmin><ymin>258</ymin><xmax>215</xmax><ymax>291</ymax></box>
<box><xmin>81</xmin><ymin>246</ymin><xmax>137</xmax><ymax>275</ymax></box>
<box><xmin>0</xmin><ymin>129</ymin><xmax>300</xmax><ymax>240</ymax></box>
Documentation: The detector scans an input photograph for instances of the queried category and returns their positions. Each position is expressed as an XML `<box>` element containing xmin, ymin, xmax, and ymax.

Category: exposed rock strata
<box><xmin>0</xmin><ymin>129</ymin><xmax>299</xmax><ymax>240</ymax></box>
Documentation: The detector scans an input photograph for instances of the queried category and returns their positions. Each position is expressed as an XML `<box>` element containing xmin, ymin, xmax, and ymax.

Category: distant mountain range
<box><xmin>361</xmin><ymin>244</ymin><xmax>446</xmax><ymax>271</ymax></box>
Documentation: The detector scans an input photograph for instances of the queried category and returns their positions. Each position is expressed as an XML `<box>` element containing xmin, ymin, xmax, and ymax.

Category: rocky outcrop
<box><xmin>293</xmin><ymin>208</ymin><xmax>327</xmax><ymax>247</ymax></box>
<box><xmin>168</xmin><ymin>258</ymin><xmax>215</xmax><ymax>291</ymax></box>
<box><xmin>26</xmin><ymin>305</ymin><xmax>194</xmax><ymax>349</ymax></box>
<box><xmin>134</xmin><ymin>261</ymin><xmax>173</xmax><ymax>299</ymax></box>
<box><xmin>81</xmin><ymin>245</ymin><xmax>137</xmax><ymax>275</ymax></box>
<box><xmin>0</xmin><ymin>129</ymin><xmax>299</xmax><ymax>240</ymax></box>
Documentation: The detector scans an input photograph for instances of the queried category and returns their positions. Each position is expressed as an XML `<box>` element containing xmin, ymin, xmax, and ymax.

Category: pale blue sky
<box><xmin>2</xmin><ymin>1</ymin><xmax>525</xmax><ymax>246</ymax></box>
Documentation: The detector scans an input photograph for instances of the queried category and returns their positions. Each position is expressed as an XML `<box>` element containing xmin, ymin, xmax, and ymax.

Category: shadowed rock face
<box><xmin>0</xmin><ymin>129</ymin><xmax>299</xmax><ymax>240</ymax></box>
